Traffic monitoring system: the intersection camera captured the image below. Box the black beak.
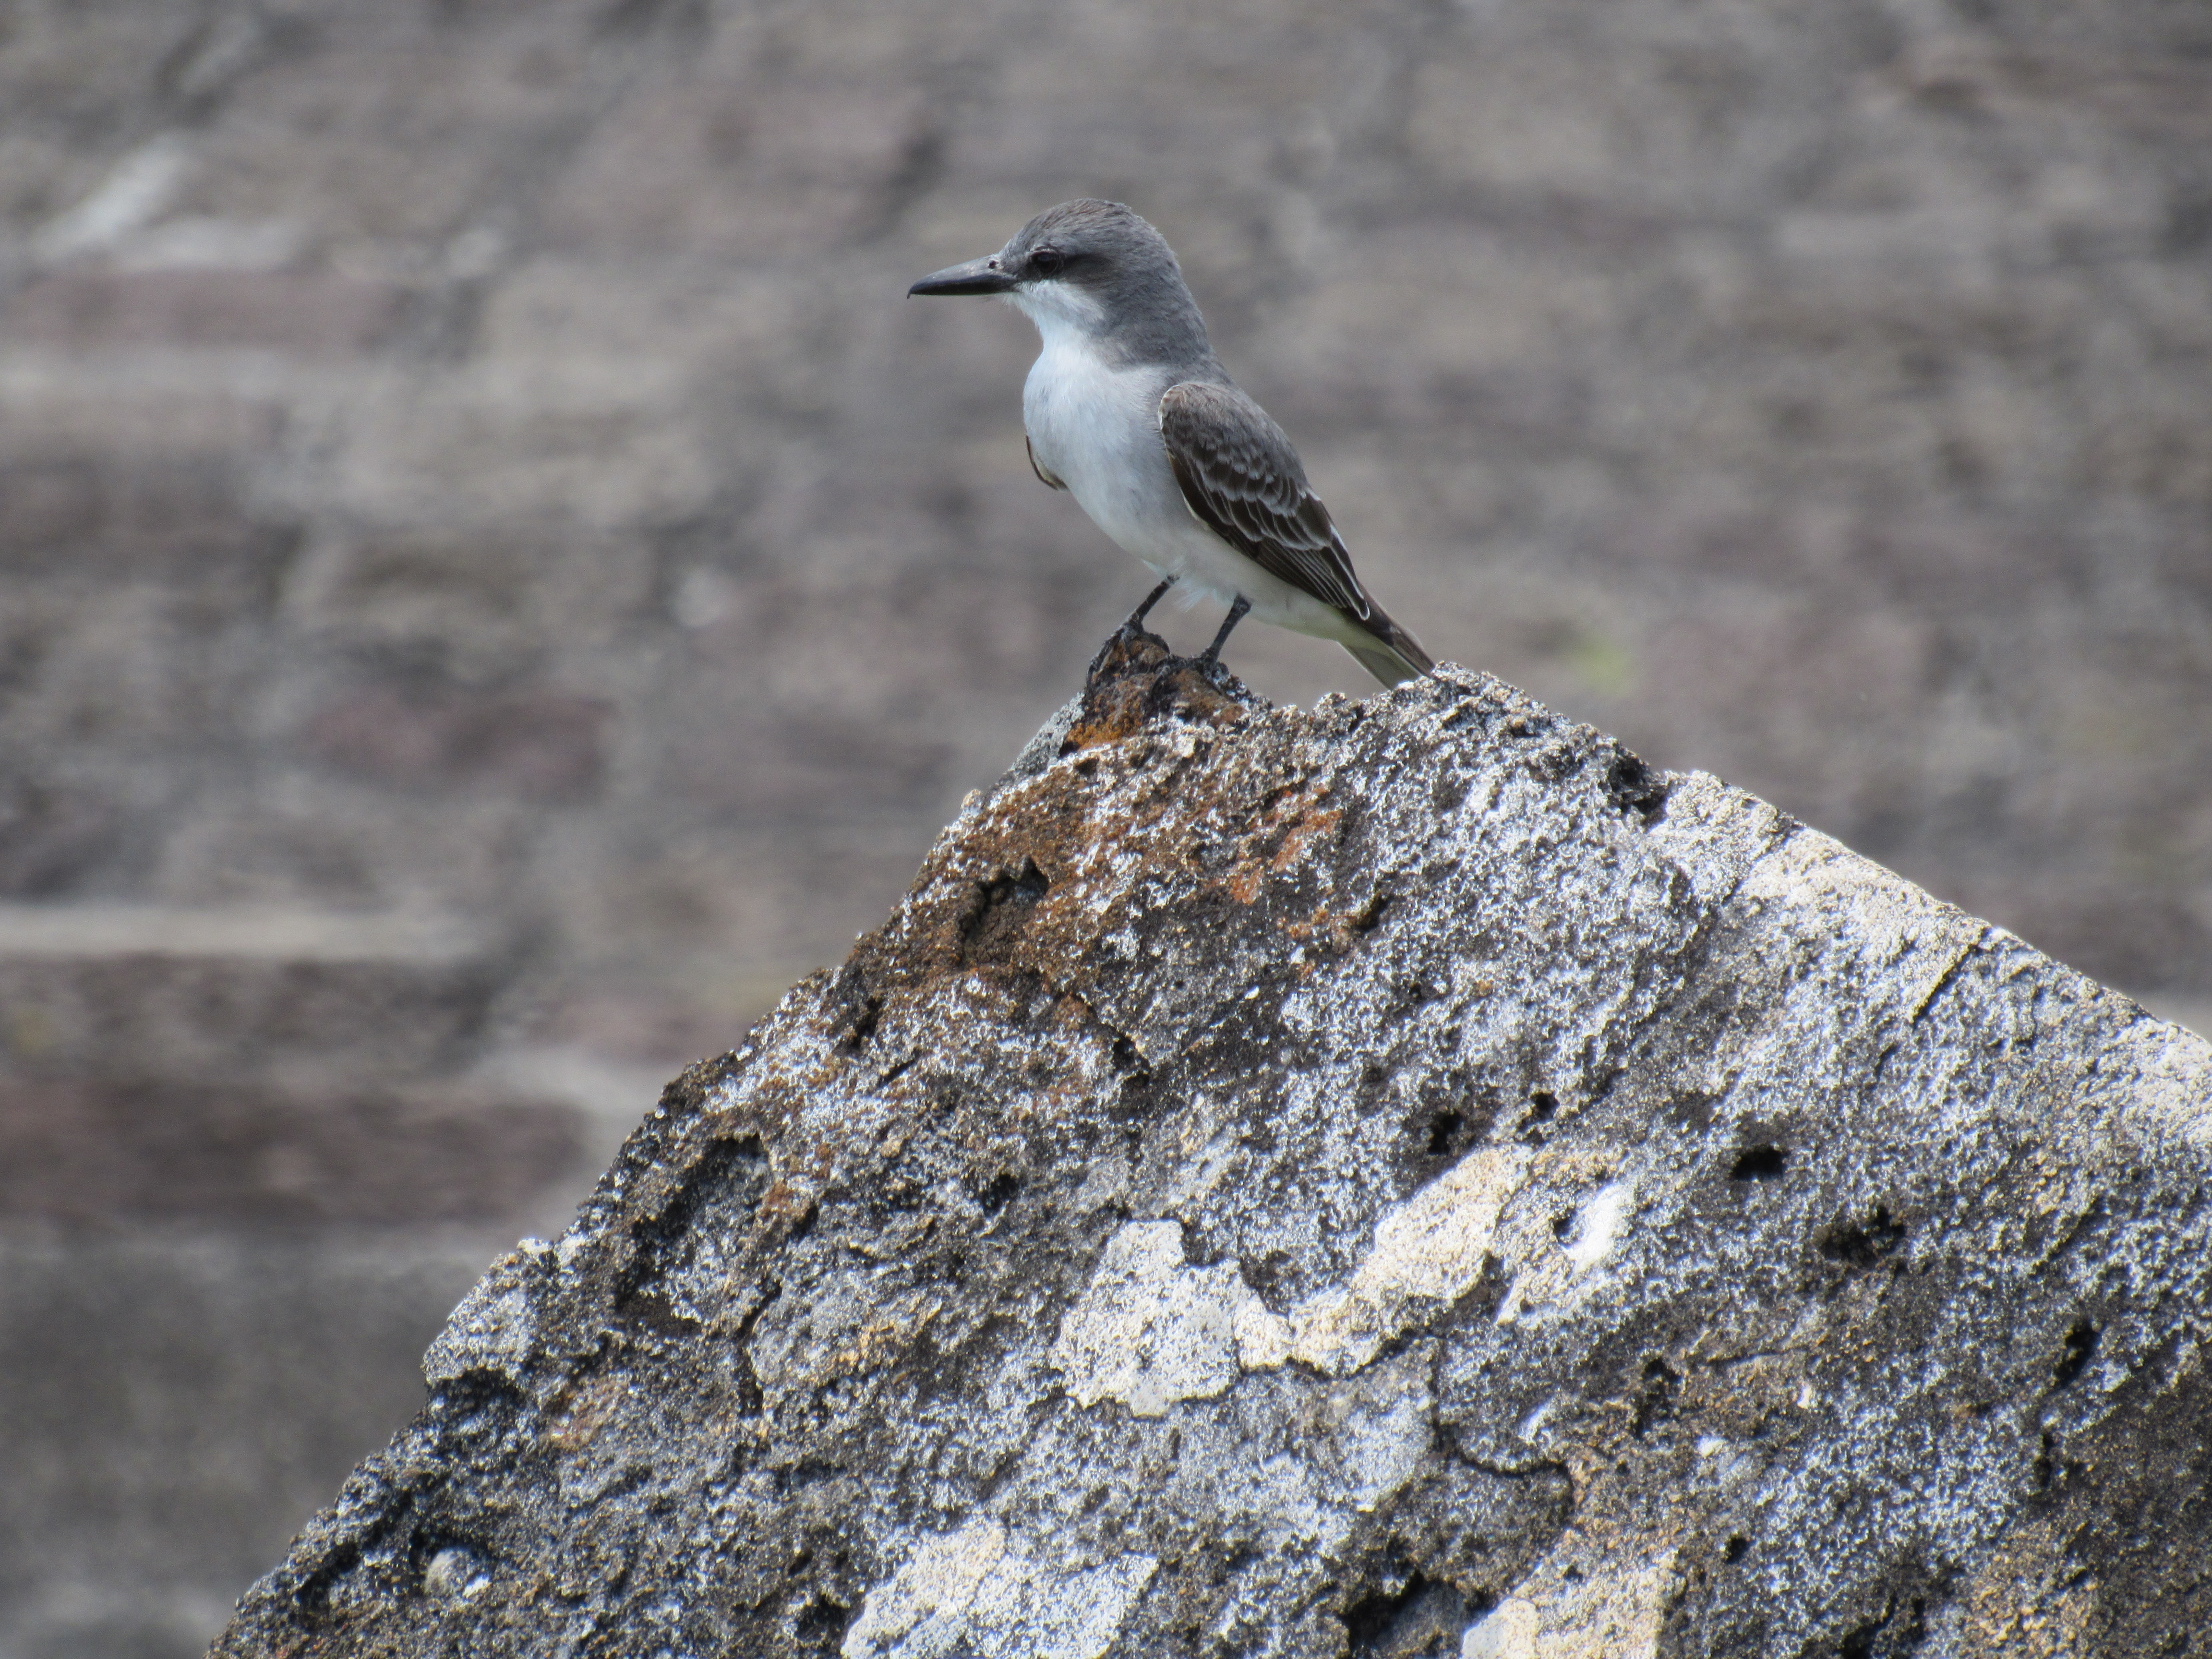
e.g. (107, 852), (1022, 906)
(908, 255), (1018, 297)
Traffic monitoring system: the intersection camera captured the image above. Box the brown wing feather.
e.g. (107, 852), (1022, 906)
(1158, 381), (1371, 621)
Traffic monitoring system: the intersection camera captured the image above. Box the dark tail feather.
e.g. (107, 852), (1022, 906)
(1344, 608), (1435, 687)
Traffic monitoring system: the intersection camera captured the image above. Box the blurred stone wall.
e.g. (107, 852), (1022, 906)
(0, 0), (2206, 1652)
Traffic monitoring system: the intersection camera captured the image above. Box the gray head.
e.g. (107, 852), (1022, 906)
(909, 199), (1216, 368)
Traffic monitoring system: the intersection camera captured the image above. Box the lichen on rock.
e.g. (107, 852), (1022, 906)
(216, 636), (2212, 1658)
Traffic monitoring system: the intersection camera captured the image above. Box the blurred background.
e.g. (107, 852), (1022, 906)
(0, 0), (2206, 1651)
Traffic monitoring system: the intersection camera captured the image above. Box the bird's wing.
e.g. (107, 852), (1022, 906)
(1026, 435), (1067, 490)
(1157, 380), (1371, 621)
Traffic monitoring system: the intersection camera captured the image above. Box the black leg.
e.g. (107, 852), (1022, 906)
(1195, 594), (1251, 669)
(1124, 577), (1175, 633)
(1088, 577), (1180, 680)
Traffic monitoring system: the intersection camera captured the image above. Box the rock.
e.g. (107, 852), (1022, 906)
(213, 641), (2212, 1658)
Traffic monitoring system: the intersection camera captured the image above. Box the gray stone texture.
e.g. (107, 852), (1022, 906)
(215, 645), (2212, 1657)
(0, 0), (2208, 1651)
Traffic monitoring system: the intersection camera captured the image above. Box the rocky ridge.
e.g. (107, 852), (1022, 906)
(216, 640), (2212, 1658)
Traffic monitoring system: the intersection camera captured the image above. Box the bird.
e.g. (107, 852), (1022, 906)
(908, 198), (1435, 688)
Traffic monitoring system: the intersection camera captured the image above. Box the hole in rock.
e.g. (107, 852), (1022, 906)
(960, 857), (1052, 963)
(1730, 1145), (1788, 1181)
(977, 1170), (1021, 1217)
(2052, 1317), (2099, 1391)
(1816, 1205), (1907, 1269)
(1341, 1570), (1471, 1657)
(1605, 748), (1669, 819)
(1838, 1593), (1927, 1659)
(1723, 1536), (1750, 1563)
(983, 857), (1050, 910)
(1631, 1358), (1682, 1437)
(1426, 1110), (1465, 1156)
(1247, 1249), (1296, 1299)
(792, 1596), (849, 1639)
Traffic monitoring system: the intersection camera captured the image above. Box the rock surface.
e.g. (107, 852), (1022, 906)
(215, 643), (2212, 1658)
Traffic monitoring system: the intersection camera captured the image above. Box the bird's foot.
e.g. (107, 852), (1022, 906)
(1190, 594), (1250, 684)
(1086, 579), (1178, 682)
(1085, 620), (1166, 683)
(1188, 650), (1242, 692)
(1084, 628), (1124, 682)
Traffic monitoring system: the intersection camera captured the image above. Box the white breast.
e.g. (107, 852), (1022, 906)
(1015, 299), (1179, 559)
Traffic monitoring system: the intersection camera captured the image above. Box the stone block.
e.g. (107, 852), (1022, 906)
(0, 455), (297, 586)
(541, 73), (933, 258)
(0, 904), (505, 1086)
(282, 526), (657, 678)
(0, 777), (129, 899)
(0, 584), (279, 755)
(302, 684), (612, 802)
(325, 363), (717, 530)
(2, 269), (400, 355)
(0, 1080), (588, 1228)
(0, 1231), (502, 1659)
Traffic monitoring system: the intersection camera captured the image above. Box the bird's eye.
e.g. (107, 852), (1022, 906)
(1030, 246), (1066, 278)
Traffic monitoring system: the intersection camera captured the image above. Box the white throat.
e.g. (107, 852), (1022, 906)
(1006, 278), (1108, 343)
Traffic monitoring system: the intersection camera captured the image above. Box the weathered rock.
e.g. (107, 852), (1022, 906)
(215, 643), (2212, 1658)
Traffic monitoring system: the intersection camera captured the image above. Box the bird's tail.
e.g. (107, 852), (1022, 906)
(1343, 608), (1435, 688)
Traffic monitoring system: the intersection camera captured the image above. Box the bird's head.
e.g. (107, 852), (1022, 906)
(908, 199), (1190, 337)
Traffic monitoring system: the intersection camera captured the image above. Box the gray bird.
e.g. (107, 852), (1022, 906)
(910, 199), (1435, 687)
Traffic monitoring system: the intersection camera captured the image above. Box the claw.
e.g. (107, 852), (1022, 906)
(1086, 578), (1178, 682)
(1194, 594), (1251, 671)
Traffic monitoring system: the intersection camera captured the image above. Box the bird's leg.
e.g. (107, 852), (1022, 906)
(1087, 577), (1178, 680)
(1194, 594), (1251, 673)
(1124, 577), (1175, 633)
